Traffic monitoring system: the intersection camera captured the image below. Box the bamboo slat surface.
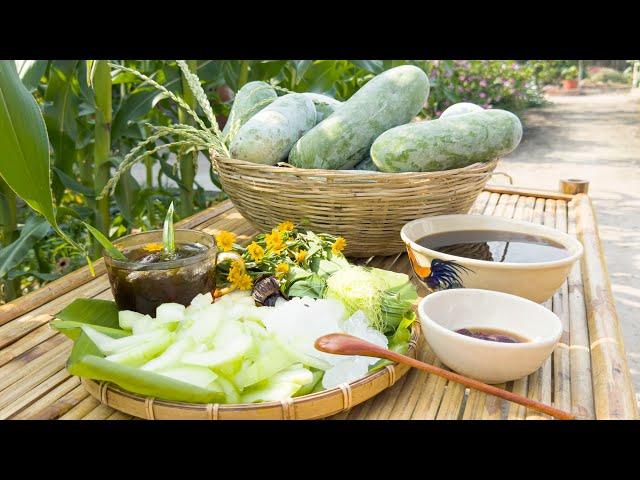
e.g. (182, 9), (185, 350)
(0, 187), (636, 420)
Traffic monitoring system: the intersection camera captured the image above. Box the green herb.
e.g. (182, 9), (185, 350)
(163, 201), (175, 254)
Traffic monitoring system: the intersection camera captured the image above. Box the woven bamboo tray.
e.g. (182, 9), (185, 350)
(211, 155), (498, 257)
(81, 323), (420, 420)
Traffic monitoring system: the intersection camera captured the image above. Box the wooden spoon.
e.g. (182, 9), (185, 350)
(315, 333), (574, 420)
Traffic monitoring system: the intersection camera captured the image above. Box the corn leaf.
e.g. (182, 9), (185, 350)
(0, 215), (50, 278)
(15, 60), (49, 91)
(83, 222), (127, 260)
(0, 61), (57, 226)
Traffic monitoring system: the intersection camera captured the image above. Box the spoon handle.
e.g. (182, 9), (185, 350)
(315, 333), (574, 420)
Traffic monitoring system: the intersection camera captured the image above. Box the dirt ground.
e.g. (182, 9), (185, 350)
(497, 89), (640, 404)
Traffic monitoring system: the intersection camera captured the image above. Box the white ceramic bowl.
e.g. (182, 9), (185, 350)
(401, 214), (583, 303)
(418, 289), (562, 384)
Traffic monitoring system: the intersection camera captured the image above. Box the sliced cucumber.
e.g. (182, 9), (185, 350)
(241, 381), (301, 403)
(234, 343), (297, 389)
(156, 302), (186, 325)
(118, 310), (151, 331)
(82, 325), (168, 356)
(270, 365), (314, 385)
(105, 332), (174, 367)
(216, 374), (241, 404)
(158, 365), (218, 389)
(182, 334), (253, 369)
(140, 336), (195, 372)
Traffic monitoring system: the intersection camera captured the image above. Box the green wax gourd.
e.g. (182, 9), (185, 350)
(302, 92), (342, 123)
(289, 65), (430, 170)
(230, 93), (316, 165)
(440, 102), (483, 119)
(370, 109), (523, 173)
(222, 81), (277, 144)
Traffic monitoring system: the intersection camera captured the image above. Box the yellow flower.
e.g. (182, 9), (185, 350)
(246, 242), (265, 262)
(294, 249), (307, 264)
(227, 259), (245, 283)
(142, 242), (164, 253)
(275, 262), (290, 278)
(277, 220), (295, 233)
(332, 236), (347, 255)
(265, 229), (285, 253)
(215, 230), (236, 252)
(233, 273), (253, 291)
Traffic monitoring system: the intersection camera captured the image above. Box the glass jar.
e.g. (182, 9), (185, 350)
(104, 229), (239, 315)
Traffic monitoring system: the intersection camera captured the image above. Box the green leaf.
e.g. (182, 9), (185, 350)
(287, 273), (326, 299)
(114, 170), (142, 224)
(43, 60), (81, 200)
(0, 215), (50, 277)
(349, 60), (384, 74)
(15, 60), (48, 91)
(163, 201), (175, 254)
(0, 61), (57, 227)
(83, 222), (127, 260)
(52, 166), (95, 197)
(51, 298), (124, 340)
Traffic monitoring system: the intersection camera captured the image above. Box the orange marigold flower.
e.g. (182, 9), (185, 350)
(215, 230), (236, 252)
(227, 258), (245, 283)
(233, 273), (253, 291)
(142, 242), (164, 253)
(294, 249), (307, 264)
(277, 220), (295, 233)
(332, 236), (347, 255)
(265, 229), (285, 253)
(246, 242), (265, 262)
(275, 262), (290, 278)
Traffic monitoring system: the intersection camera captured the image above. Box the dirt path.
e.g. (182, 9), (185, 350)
(498, 90), (640, 404)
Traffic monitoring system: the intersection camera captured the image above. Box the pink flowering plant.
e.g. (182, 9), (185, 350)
(419, 60), (546, 118)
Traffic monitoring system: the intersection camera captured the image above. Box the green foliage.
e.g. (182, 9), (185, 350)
(561, 65), (578, 80)
(589, 67), (629, 84)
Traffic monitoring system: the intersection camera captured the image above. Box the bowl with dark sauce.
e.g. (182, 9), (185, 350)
(104, 229), (240, 315)
(401, 214), (583, 303)
(418, 289), (562, 383)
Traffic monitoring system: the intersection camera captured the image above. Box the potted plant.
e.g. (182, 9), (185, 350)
(561, 66), (579, 90)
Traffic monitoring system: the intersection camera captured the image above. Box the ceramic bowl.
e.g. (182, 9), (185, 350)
(418, 289), (562, 384)
(400, 214), (583, 303)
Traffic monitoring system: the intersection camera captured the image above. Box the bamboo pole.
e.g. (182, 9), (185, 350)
(567, 198), (595, 419)
(92, 60), (113, 248)
(178, 60), (198, 217)
(575, 194), (638, 419)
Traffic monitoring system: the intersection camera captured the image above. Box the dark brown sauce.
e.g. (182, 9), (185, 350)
(455, 327), (528, 344)
(106, 242), (214, 316)
(122, 242), (207, 263)
(416, 230), (569, 263)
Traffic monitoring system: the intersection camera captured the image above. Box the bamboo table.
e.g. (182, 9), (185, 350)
(0, 184), (637, 420)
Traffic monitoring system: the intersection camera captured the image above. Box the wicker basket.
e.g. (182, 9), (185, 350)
(82, 324), (420, 420)
(211, 155), (498, 257)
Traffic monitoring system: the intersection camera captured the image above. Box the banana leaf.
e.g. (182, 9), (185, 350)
(68, 332), (225, 404)
(52, 298), (225, 404)
(52, 298), (126, 340)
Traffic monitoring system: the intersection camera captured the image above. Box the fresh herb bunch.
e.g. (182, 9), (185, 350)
(213, 221), (347, 296)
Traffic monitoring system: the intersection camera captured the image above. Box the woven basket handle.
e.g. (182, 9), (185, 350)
(490, 171), (514, 184)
